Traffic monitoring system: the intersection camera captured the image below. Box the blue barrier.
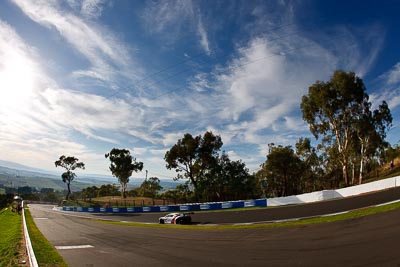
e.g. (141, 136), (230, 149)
(62, 198), (267, 213)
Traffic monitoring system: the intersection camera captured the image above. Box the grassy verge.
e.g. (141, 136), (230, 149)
(24, 208), (68, 267)
(0, 208), (23, 267)
(93, 200), (400, 230)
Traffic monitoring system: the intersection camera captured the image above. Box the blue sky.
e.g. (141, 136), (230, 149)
(0, 0), (399, 179)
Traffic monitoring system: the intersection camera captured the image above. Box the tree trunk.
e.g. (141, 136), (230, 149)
(358, 140), (365, 185)
(342, 161), (349, 186)
(359, 159), (364, 185)
(66, 182), (71, 200)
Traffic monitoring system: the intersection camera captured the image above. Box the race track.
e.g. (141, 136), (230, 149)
(28, 187), (400, 266)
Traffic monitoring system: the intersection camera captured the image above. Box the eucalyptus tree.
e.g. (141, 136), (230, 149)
(165, 131), (222, 198)
(295, 138), (324, 192)
(105, 148), (143, 198)
(55, 155), (85, 200)
(259, 144), (303, 197)
(205, 152), (255, 201)
(139, 177), (163, 198)
(301, 70), (392, 186)
(354, 101), (392, 184)
(302, 70), (369, 186)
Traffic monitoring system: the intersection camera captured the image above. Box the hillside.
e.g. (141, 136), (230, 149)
(0, 164), (181, 191)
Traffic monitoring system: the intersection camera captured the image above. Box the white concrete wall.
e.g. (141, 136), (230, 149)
(335, 177), (396, 197)
(267, 175), (400, 207)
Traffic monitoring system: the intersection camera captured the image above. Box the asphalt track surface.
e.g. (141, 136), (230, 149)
(28, 187), (400, 266)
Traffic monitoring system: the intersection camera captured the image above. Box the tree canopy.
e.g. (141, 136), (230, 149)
(105, 148), (143, 198)
(54, 155), (85, 200)
(301, 70), (392, 186)
(164, 131), (222, 196)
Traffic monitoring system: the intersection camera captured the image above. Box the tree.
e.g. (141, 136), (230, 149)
(98, 184), (120, 197)
(354, 101), (392, 184)
(139, 177), (163, 198)
(258, 144), (303, 197)
(204, 152), (255, 201)
(165, 131), (222, 198)
(105, 148), (143, 198)
(301, 70), (370, 186)
(55, 155), (85, 200)
(82, 186), (98, 201)
(295, 138), (324, 192)
(301, 70), (393, 186)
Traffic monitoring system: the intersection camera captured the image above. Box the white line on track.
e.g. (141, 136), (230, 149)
(55, 245), (94, 250)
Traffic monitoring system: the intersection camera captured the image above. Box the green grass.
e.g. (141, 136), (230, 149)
(0, 208), (23, 267)
(24, 208), (68, 267)
(92, 200), (400, 230)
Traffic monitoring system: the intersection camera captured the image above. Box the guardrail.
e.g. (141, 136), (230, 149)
(22, 201), (39, 267)
(62, 175), (400, 213)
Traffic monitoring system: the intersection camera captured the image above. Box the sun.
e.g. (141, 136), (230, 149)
(0, 51), (35, 108)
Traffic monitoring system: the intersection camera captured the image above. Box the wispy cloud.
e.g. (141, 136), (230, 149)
(12, 0), (141, 91)
(196, 16), (210, 55)
(142, 0), (211, 54)
(0, 19), (145, 173)
(381, 62), (400, 86)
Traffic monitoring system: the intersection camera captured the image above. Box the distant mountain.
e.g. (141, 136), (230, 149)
(0, 159), (57, 176)
(0, 160), (182, 191)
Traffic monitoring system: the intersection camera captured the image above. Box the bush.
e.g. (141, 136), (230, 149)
(0, 194), (13, 210)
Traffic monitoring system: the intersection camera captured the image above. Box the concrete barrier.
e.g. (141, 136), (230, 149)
(268, 175), (400, 206)
(336, 177), (397, 197)
(62, 175), (400, 213)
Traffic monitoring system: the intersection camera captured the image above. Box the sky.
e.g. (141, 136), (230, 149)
(0, 0), (399, 180)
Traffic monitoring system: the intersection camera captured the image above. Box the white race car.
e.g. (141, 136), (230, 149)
(159, 213), (192, 224)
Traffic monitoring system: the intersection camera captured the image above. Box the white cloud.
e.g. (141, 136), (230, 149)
(12, 0), (141, 89)
(142, 0), (211, 54)
(0, 19), (149, 174)
(197, 16), (210, 54)
(81, 0), (106, 19)
(380, 62), (400, 86)
(370, 89), (400, 110)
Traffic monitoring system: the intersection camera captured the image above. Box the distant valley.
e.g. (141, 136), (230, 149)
(0, 160), (181, 192)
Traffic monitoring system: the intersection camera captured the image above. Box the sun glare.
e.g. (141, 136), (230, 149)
(0, 51), (35, 108)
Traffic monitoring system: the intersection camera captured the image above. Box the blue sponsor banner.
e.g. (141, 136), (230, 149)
(179, 205), (189, 211)
(151, 206), (161, 212)
(200, 204), (210, 210)
(119, 207), (128, 213)
(160, 206), (169, 212)
(179, 205), (201, 211)
(232, 201), (245, 208)
(254, 199), (267, 207)
(167, 205), (180, 212)
(142, 207), (151, 212)
(244, 200), (255, 207)
(222, 202), (233, 209)
(63, 197), (267, 213)
(200, 203), (222, 210)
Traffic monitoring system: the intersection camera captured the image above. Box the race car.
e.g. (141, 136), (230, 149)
(159, 213), (192, 224)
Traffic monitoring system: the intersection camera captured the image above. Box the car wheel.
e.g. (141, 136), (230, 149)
(159, 219), (164, 224)
(176, 219), (182, 224)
